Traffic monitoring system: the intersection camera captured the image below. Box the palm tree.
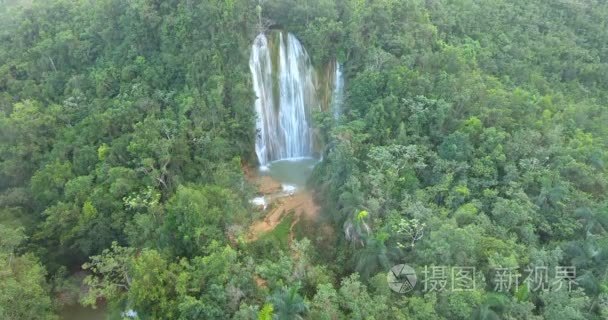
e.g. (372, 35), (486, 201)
(565, 206), (608, 296)
(353, 234), (399, 280)
(344, 210), (371, 247)
(269, 286), (309, 320)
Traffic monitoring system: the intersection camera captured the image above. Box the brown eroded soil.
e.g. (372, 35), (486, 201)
(256, 175), (282, 194)
(243, 161), (328, 243)
(243, 163), (336, 288)
(247, 191), (319, 241)
(244, 163), (282, 194)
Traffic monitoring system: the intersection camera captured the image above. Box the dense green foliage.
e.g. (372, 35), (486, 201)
(1, 0), (607, 319)
(311, 0), (608, 318)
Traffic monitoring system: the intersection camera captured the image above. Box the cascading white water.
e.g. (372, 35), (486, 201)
(250, 34), (280, 167)
(331, 62), (344, 119)
(250, 31), (316, 167)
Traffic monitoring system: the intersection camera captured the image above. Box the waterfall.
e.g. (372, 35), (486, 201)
(250, 34), (280, 167)
(331, 62), (344, 119)
(250, 31), (317, 167)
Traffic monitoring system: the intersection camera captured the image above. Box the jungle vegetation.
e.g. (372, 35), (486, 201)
(0, 0), (607, 319)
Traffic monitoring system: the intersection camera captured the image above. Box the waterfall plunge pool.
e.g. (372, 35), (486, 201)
(259, 157), (319, 191)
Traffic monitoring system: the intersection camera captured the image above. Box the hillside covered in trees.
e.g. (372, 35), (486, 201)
(1, 0), (607, 319)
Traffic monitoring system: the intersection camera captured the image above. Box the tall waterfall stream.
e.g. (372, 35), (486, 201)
(248, 30), (343, 213)
(250, 31), (317, 168)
